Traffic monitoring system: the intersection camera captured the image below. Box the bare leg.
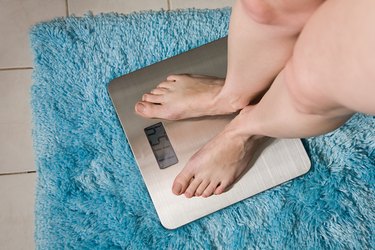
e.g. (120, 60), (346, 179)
(135, 0), (323, 120)
(173, 0), (375, 198)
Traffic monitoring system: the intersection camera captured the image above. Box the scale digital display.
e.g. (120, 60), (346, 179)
(144, 122), (178, 169)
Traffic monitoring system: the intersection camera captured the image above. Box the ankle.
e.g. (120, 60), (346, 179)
(225, 105), (261, 137)
(230, 97), (250, 113)
(222, 122), (266, 153)
(214, 90), (249, 113)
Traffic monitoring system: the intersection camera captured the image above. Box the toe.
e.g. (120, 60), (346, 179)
(195, 180), (210, 197)
(135, 101), (178, 120)
(172, 170), (194, 196)
(157, 81), (174, 89)
(184, 178), (203, 198)
(202, 181), (220, 198)
(150, 87), (168, 95)
(135, 101), (163, 118)
(214, 181), (229, 195)
(142, 93), (164, 103)
(135, 102), (145, 114)
(166, 75), (180, 82)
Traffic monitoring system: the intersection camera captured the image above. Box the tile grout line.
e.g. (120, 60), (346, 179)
(0, 67), (33, 71)
(0, 171), (36, 176)
(65, 0), (69, 16)
(167, 0), (171, 10)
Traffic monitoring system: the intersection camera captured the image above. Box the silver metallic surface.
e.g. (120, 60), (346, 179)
(108, 37), (311, 229)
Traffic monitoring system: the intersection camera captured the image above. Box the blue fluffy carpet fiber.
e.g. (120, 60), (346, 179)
(30, 8), (374, 249)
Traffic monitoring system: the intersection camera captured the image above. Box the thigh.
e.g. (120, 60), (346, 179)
(285, 0), (375, 115)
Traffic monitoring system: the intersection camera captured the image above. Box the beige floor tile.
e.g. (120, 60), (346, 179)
(0, 0), (66, 69)
(0, 70), (35, 173)
(0, 173), (36, 250)
(68, 0), (168, 16)
(170, 0), (236, 9)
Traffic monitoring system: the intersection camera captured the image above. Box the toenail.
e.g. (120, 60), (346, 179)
(136, 103), (145, 113)
(175, 184), (182, 195)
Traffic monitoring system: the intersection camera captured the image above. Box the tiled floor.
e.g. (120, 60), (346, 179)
(0, 0), (235, 249)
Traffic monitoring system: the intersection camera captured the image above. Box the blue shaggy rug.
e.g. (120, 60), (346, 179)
(30, 8), (374, 249)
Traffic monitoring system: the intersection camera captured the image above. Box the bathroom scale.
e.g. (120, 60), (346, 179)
(108, 37), (311, 229)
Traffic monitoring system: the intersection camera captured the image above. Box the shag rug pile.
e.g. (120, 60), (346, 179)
(30, 8), (374, 249)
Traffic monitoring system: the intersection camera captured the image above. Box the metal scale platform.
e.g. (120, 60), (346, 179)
(108, 37), (311, 229)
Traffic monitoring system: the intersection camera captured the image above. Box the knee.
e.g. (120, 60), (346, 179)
(240, 0), (277, 25)
(283, 60), (328, 115)
(240, 0), (278, 25)
(240, 0), (323, 28)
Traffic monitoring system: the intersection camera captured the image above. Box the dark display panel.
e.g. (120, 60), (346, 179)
(144, 122), (178, 169)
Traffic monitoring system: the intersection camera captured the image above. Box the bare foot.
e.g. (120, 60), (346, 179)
(172, 113), (267, 198)
(135, 74), (245, 120)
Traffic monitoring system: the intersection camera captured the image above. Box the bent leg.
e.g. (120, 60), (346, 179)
(173, 0), (375, 198)
(135, 0), (323, 120)
(221, 0), (324, 108)
(237, 0), (375, 139)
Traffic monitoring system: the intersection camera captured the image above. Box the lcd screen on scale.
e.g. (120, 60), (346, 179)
(144, 122), (178, 169)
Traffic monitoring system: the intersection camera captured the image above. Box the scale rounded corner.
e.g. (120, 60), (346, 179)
(159, 217), (180, 230)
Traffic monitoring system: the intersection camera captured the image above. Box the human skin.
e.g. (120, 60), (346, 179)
(135, 0), (375, 198)
(135, 0), (323, 120)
